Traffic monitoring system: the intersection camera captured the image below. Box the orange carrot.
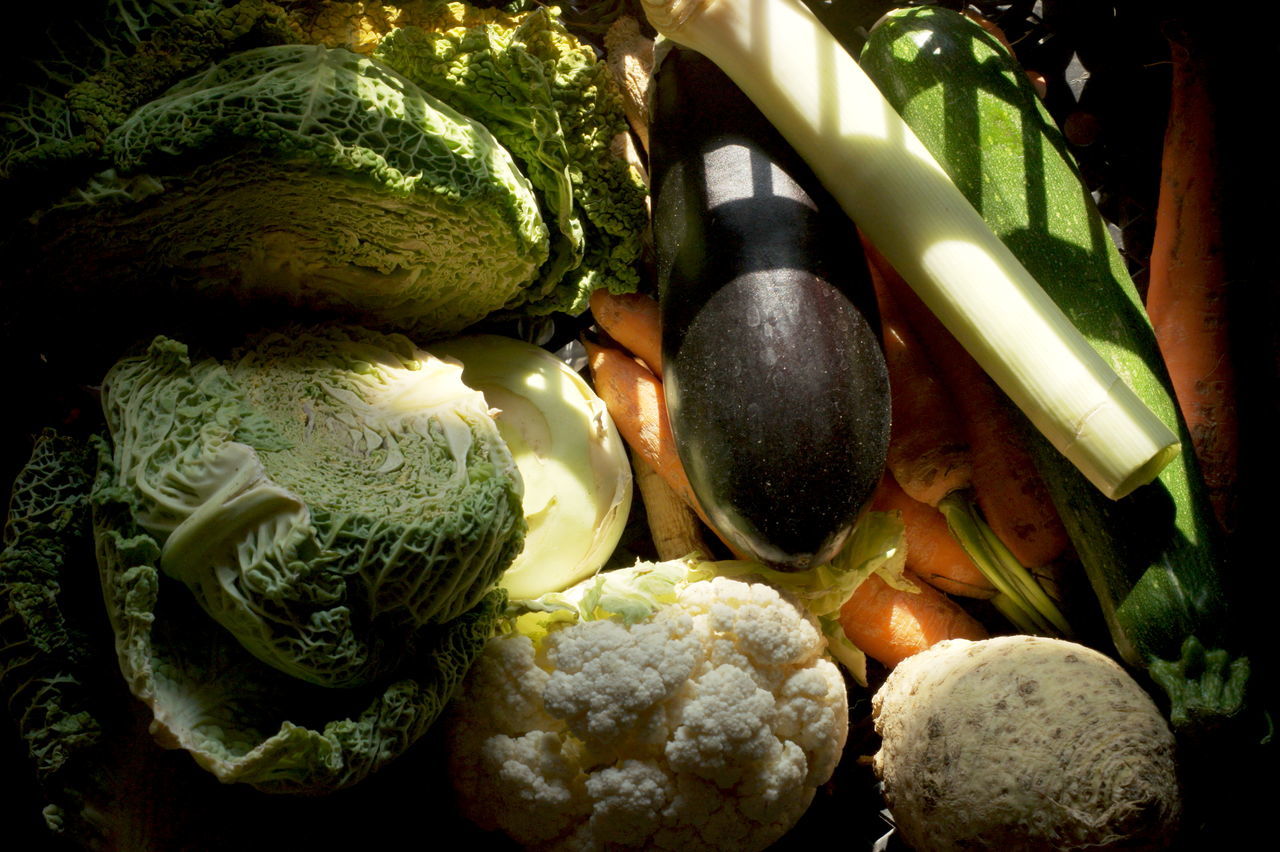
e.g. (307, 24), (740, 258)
(589, 289), (664, 379)
(584, 338), (684, 500)
(867, 245), (1069, 569)
(1146, 25), (1237, 535)
(871, 473), (996, 600)
(585, 338), (747, 559)
(838, 570), (988, 669)
(867, 251), (972, 507)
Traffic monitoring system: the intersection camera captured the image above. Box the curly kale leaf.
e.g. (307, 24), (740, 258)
(0, 431), (105, 782)
(1, 1), (299, 195)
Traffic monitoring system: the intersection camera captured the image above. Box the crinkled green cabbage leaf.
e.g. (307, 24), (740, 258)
(373, 1), (648, 315)
(27, 42), (550, 338)
(1, 0), (300, 196)
(5, 394), (514, 798)
(92, 490), (507, 792)
(0, 431), (106, 785)
(94, 325), (525, 690)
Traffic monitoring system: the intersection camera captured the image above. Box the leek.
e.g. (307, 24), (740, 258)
(640, 0), (1178, 499)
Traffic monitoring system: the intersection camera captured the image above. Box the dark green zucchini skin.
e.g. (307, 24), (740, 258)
(648, 46), (890, 570)
(859, 7), (1247, 726)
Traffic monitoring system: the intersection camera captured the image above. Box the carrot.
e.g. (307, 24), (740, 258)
(838, 570), (989, 669)
(1145, 24), (1237, 535)
(589, 289), (663, 378)
(862, 239), (1071, 636)
(867, 252), (972, 507)
(584, 338), (747, 559)
(584, 338), (684, 500)
(867, 245), (1069, 570)
(872, 473), (996, 600)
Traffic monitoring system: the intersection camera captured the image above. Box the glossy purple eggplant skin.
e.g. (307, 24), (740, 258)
(649, 46), (891, 570)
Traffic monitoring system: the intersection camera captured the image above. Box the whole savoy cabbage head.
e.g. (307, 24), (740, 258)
(2, 0), (646, 339)
(5, 325), (527, 796)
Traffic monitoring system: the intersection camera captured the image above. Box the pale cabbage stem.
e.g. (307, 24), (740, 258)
(642, 0), (1179, 499)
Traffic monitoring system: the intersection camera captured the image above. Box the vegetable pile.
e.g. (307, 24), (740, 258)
(1, 1), (1273, 850)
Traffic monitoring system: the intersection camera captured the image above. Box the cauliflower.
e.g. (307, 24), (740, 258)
(446, 558), (850, 851)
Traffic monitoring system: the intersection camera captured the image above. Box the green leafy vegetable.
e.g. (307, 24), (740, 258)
(373, 0), (649, 315)
(1, 0), (299, 193)
(95, 326), (525, 689)
(0, 431), (105, 784)
(1, 325), (528, 797)
(2, 323), (533, 808)
(26, 43), (551, 337)
(5, 1), (650, 341)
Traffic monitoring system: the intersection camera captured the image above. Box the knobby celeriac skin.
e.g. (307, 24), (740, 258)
(873, 636), (1181, 852)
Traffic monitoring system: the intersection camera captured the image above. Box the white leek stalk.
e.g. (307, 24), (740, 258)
(641, 0), (1179, 499)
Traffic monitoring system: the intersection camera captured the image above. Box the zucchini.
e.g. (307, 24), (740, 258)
(648, 45), (890, 570)
(859, 6), (1247, 727)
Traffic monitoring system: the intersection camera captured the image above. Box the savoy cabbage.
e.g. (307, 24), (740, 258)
(3, 325), (526, 801)
(371, 2), (648, 315)
(2, 0), (647, 339)
(96, 325), (525, 689)
(27, 42), (553, 337)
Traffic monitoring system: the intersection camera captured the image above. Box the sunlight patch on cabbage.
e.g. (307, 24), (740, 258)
(373, 2), (649, 315)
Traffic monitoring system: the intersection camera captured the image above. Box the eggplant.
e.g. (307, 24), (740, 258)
(649, 45), (890, 570)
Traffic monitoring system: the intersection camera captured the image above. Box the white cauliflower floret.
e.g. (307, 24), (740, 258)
(446, 561), (850, 852)
(542, 608), (701, 759)
(665, 664), (780, 788)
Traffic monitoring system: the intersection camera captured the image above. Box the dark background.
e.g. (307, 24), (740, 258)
(2, 1), (1274, 849)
